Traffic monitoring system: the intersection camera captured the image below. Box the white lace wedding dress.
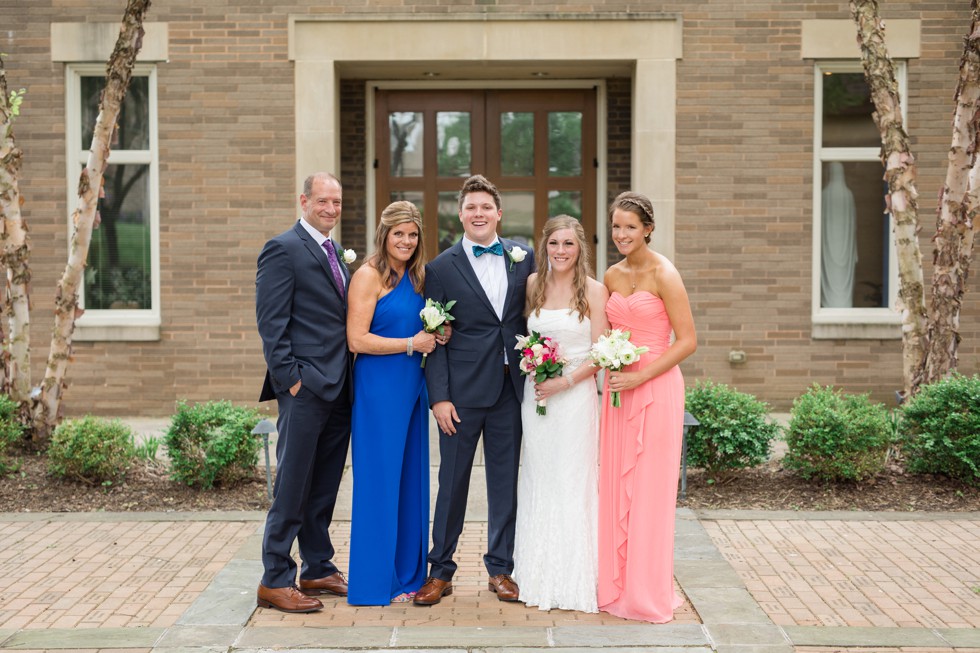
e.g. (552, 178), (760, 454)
(513, 308), (599, 612)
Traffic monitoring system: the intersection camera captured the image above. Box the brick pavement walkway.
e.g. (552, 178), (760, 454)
(2, 510), (979, 652)
(250, 521), (700, 627)
(0, 518), (256, 630)
(702, 517), (980, 630)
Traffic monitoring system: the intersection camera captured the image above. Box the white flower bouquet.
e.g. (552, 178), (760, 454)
(419, 298), (456, 367)
(589, 329), (649, 408)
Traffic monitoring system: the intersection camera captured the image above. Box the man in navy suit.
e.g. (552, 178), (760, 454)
(415, 175), (534, 606)
(255, 172), (352, 613)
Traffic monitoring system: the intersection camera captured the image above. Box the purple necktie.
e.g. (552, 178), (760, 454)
(322, 240), (345, 296)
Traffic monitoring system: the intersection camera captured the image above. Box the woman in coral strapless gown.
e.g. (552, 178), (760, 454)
(597, 191), (697, 623)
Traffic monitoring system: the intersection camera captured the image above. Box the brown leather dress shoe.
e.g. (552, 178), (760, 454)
(299, 572), (348, 597)
(413, 577), (453, 606)
(488, 574), (520, 602)
(257, 584), (323, 613)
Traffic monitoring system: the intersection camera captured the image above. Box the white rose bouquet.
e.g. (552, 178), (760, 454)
(514, 331), (567, 415)
(419, 298), (456, 368)
(589, 329), (649, 408)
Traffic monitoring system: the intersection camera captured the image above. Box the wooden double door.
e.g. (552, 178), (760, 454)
(375, 88), (597, 267)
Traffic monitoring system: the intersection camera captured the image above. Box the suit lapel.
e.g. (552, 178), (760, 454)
(449, 242), (498, 316)
(295, 222), (345, 301)
(500, 239), (519, 313)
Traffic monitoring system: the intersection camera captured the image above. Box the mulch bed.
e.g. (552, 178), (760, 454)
(1, 452), (978, 513)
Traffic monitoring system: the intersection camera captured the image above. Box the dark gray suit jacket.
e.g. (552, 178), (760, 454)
(257, 221), (350, 402)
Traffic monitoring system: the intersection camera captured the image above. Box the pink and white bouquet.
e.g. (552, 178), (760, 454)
(514, 331), (567, 415)
(589, 329), (649, 408)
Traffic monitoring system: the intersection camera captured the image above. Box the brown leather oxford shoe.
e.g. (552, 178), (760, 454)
(256, 584), (323, 613)
(299, 572), (348, 597)
(413, 576), (453, 606)
(488, 574), (520, 602)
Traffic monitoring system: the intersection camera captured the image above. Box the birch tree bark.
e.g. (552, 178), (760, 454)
(0, 57), (31, 409)
(32, 0), (152, 441)
(850, 0), (928, 398)
(912, 0), (980, 392)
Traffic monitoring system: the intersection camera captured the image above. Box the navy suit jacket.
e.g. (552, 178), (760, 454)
(256, 221), (351, 402)
(423, 238), (534, 408)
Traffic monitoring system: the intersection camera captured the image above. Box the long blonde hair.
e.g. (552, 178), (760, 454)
(526, 215), (591, 322)
(370, 201), (426, 294)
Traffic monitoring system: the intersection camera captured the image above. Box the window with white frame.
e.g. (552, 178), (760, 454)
(67, 64), (160, 340)
(812, 62), (904, 338)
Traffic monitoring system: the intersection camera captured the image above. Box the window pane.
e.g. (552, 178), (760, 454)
(499, 191), (534, 250)
(390, 112), (423, 177)
(822, 72), (879, 148)
(820, 160), (888, 308)
(389, 191), (423, 213)
(548, 112), (582, 176)
(548, 190), (582, 220)
(437, 112), (471, 177)
(500, 112), (534, 176)
(438, 192), (462, 253)
(85, 164), (151, 310)
(81, 76), (149, 150)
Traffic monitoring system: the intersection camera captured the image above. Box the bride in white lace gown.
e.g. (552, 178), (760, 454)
(513, 216), (609, 613)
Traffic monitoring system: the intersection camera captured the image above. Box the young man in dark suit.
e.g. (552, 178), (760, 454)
(416, 174), (534, 606)
(254, 172), (352, 613)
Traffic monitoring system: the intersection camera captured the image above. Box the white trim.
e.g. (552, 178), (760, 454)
(811, 61), (906, 339)
(291, 15), (680, 263)
(66, 63), (161, 342)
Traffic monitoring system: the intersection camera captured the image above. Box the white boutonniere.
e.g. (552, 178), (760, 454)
(342, 249), (357, 265)
(507, 246), (527, 272)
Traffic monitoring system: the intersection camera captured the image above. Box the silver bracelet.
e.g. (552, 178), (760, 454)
(406, 337), (414, 356)
(565, 375), (574, 389)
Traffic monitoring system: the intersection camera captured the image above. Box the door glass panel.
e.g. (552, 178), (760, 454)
(499, 191), (535, 250)
(437, 112), (471, 177)
(81, 76), (149, 150)
(389, 191), (424, 214)
(548, 111), (582, 176)
(85, 163), (151, 310)
(438, 192), (462, 253)
(389, 112), (423, 176)
(822, 72), (879, 148)
(548, 191), (582, 220)
(500, 112), (534, 176)
(820, 160), (888, 308)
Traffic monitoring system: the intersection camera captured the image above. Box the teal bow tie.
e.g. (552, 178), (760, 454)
(473, 242), (504, 257)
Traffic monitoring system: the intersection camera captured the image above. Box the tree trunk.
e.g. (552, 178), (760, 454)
(911, 0), (980, 393)
(850, 0), (928, 399)
(0, 56), (32, 408)
(32, 0), (152, 441)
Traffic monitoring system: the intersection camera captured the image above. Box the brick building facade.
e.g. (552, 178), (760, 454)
(3, 1), (977, 416)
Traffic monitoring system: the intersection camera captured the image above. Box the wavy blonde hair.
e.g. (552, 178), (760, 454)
(369, 200), (426, 294)
(526, 215), (591, 322)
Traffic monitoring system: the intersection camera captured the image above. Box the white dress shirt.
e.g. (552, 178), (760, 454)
(461, 235), (506, 320)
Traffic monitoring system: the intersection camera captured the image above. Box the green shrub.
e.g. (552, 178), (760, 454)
(47, 416), (135, 484)
(164, 401), (262, 488)
(684, 381), (779, 478)
(0, 394), (26, 474)
(784, 385), (891, 482)
(901, 374), (980, 486)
